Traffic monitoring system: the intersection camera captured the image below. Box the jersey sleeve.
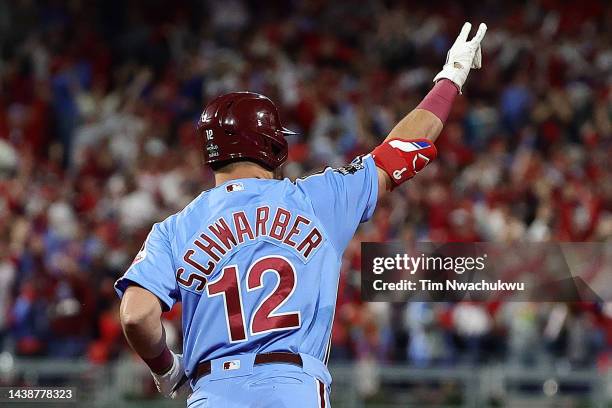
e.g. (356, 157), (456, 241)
(296, 154), (378, 254)
(114, 221), (180, 311)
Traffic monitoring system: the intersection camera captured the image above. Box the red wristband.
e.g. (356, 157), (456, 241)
(143, 346), (174, 375)
(416, 79), (459, 123)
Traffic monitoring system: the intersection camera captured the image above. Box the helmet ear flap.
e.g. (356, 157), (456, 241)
(269, 136), (288, 166)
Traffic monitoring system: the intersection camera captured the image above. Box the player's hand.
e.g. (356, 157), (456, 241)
(433, 22), (487, 93)
(151, 351), (189, 399)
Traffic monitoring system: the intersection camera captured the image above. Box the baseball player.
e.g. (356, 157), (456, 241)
(116, 22), (487, 407)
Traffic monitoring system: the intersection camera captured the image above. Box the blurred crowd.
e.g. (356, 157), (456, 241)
(0, 0), (611, 375)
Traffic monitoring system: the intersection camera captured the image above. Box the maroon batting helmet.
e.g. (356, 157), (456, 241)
(198, 92), (296, 171)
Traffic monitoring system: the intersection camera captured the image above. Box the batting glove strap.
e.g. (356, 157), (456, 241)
(433, 22), (487, 93)
(372, 138), (437, 189)
(151, 351), (186, 399)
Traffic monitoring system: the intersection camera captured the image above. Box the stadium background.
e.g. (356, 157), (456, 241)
(0, 0), (610, 406)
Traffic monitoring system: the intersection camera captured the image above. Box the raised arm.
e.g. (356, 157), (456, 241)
(375, 22), (487, 197)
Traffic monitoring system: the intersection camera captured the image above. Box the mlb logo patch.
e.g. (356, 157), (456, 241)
(223, 360), (240, 371)
(226, 182), (244, 192)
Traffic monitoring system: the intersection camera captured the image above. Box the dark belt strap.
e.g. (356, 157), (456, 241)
(194, 352), (303, 381)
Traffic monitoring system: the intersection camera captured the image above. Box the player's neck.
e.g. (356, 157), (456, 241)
(214, 162), (275, 186)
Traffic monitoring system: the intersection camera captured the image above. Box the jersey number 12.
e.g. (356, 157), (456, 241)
(206, 255), (301, 343)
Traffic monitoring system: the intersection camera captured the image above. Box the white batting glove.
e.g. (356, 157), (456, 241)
(433, 22), (487, 93)
(151, 351), (188, 399)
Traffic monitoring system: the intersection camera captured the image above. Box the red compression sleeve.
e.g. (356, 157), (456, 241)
(416, 79), (459, 123)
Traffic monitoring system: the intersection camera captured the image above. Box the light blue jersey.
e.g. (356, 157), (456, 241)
(115, 155), (378, 380)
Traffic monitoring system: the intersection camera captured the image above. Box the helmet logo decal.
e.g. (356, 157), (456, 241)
(207, 144), (220, 158)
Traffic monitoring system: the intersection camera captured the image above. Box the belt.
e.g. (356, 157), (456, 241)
(194, 352), (303, 381)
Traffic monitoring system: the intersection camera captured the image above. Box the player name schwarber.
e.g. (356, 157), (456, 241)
(175, 206), (323, 293)
(373, 279), (525, 292)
